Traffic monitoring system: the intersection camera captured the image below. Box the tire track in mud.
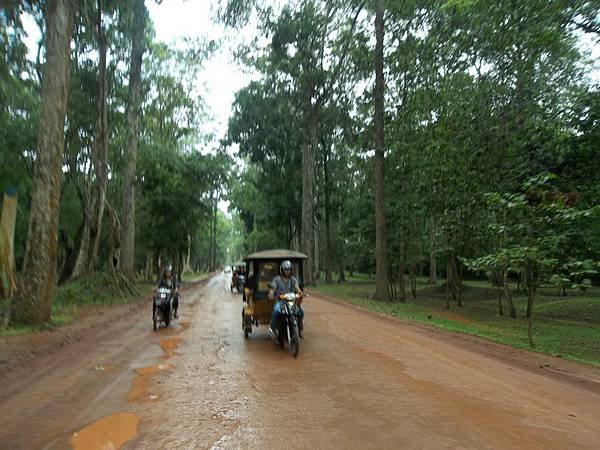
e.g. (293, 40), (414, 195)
(0, 278), (210, 450)
(124, 275), (255, 449)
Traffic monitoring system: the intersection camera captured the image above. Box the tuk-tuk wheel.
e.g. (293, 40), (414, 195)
(242, 310), (252, 337)
(243, 318), (252, 338)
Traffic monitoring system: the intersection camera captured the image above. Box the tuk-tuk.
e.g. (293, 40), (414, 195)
(230, 262), (245, 293)
(242, 249), (307, 338)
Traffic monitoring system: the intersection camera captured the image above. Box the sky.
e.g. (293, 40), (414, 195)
(147, 0), (251, 149)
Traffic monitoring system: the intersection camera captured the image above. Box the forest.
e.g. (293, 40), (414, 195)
(0, 0), (599, 334)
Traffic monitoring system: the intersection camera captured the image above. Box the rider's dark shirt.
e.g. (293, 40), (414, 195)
(157, 274), (178, 290)
(270, 275), (299, 299)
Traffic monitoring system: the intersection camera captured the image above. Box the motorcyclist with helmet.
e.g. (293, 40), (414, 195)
(157, 263), (179, 318)
(268, 260), (304, 338)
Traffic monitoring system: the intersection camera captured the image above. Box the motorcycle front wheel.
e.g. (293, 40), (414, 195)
(153, 310), (160, 331)
(165, 305), (171, 327)
(289, 324), (300, 357)
(277, 321), (286, 348)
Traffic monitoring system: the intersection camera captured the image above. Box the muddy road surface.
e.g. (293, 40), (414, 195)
(1, 273), (600, 449)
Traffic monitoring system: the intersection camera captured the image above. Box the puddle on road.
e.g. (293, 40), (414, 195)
(160, 337), (182, 358)
(128, 363), (175, 402)
(70, 412), (139, 450)
(127, 337), (182, 403)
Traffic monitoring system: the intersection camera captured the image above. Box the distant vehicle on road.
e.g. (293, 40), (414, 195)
(224, 266), (231, 273)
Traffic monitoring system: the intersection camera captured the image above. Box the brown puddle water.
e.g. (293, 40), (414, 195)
(128, 363), (175, 402)
(160, 337), (181, 354)
(70, 412), (139, 450)
(179, 321), (191, 330)
(127, 337), (182, 402)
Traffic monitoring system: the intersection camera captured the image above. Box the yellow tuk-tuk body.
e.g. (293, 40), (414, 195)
(242, 249), (307, 337)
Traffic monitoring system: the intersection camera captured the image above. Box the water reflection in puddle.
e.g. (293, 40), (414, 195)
(70, 412), (139, 450)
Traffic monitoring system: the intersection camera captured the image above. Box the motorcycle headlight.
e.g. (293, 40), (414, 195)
(160, 293), (167, 299)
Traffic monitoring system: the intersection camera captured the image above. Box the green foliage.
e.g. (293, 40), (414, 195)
(466, 174), (599, 293)
(1, 272), (152, 337)
(224, 0), (600, 297)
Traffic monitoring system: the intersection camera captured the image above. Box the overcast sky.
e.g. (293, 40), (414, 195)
(147, 0), (253, 149)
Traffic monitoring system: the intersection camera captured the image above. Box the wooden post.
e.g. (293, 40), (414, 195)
(1, 187), (18, 299)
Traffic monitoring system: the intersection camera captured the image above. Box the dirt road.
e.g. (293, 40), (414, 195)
(1, 273), (600, 449)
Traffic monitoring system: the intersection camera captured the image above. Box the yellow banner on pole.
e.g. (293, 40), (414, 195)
(0, 187), (18, 299)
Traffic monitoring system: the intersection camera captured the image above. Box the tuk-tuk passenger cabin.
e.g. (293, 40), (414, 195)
(242, 249), (307, 337)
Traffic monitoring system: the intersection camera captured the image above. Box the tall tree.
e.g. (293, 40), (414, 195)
(70, 0), (109, 279)
(11, 0), (75, 324)
(373, 0), (389, 300)
(121, 0), (147, 279)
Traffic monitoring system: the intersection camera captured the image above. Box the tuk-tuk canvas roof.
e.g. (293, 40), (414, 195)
(245, 249), (308, 260)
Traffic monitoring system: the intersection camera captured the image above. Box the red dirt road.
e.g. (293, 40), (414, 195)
(1, 273), (599, 449)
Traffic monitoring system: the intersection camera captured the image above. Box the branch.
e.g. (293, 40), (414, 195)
(316, 1), (366, 109)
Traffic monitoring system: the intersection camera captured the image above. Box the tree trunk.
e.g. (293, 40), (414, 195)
(428, 214), (437, 284)
(210, 196), (217, 271)
(503, 270), (517, 319)
(373, 0), (390, 301)
(445, 270), (450, 310)
(70, 191), (92, 280)
(11, 0), (74, 325)
(338, 268), (346, 283)
(88, 0), (108, 272)
(121, 0), (146, 280)
(314, 218), (320, 281)
(457, 258), (463, 307)
(58, 227), (79, 285)
(497, 283), (503, 316)
(495, 270), (503, 316)
(71, 0), (108, 279)
(410, 262), (417, 299)
(144, 251), (153, 281)
(398, 239), (406, 303)
(324, 144), (332, 284)
(302, 108), (316, 286)
(182, 234), (193, 274)
(446, 250), (462, 306)
(527, 267), (536, 347)
(525, 264), (533, 318)
(106, 199), (121, 275)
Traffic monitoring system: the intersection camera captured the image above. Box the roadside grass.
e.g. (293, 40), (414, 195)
(0, 272), (153, 338)
(310, 275), (600, 366)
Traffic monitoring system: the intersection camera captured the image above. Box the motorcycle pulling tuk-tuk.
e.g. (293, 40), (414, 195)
(242, 249), (307, 357)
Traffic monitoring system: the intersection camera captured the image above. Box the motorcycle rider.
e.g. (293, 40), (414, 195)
(157, 263), (179, 318)
(268, 260), (304, 338)
(237, 266), (246, 288)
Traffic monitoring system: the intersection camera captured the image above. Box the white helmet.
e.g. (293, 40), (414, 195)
(280, 260), (292, 273)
